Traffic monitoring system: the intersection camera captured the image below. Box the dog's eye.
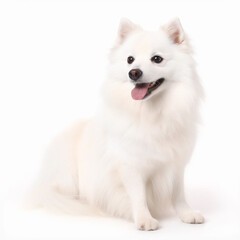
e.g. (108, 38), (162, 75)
(151, 55), (163, 64)
(127, 56), (135, 64)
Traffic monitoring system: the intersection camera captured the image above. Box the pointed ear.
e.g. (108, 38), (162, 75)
(117, 18), (140, 45)
(162, 18), (184, 44)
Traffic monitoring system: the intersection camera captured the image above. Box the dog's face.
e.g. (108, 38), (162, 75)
(109, 18), (192, 101)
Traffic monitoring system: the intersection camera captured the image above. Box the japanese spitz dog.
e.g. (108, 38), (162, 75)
(30, 18), (204, 230)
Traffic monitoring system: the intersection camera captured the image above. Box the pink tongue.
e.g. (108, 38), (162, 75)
(131, 83), (150, 100)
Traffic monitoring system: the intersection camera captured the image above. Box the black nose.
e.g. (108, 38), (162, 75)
(129, 69), (143, 81)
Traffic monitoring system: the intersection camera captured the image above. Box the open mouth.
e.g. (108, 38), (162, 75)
(131, 78), (165, 100)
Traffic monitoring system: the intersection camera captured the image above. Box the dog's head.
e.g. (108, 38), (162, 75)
(109, 18), (194, 101)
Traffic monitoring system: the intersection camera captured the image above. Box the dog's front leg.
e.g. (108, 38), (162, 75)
(172, 168), (205, 224)
(119, 164), (159, 231)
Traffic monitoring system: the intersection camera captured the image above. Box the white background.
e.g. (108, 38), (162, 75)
(1, 0), (240, 239)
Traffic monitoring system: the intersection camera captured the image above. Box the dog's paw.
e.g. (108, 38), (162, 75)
(135, 215), (159, 231)
(179, 211), (205, 224)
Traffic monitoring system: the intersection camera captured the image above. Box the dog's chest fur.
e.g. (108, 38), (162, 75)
(101, 101), (193, 172)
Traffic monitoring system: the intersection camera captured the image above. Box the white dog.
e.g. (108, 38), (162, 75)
(30, 18), (204, 231)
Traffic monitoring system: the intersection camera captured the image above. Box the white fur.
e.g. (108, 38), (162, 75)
(29, 18), (204, 230)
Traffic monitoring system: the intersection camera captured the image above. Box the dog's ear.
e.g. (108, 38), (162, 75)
(117, 18), (140, 45)
(162, 18), (184, 44)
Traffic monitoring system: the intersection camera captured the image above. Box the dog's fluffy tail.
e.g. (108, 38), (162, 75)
(24, 119), (100, 216)
(24, 184), (98, 216)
